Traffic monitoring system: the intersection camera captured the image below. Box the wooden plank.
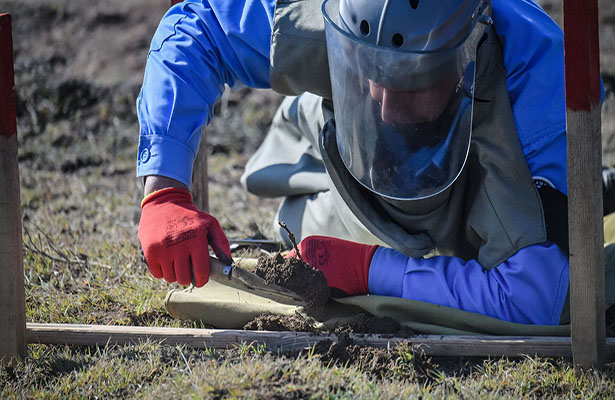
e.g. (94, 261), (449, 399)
(0, 13), (26, 365)
(563, 0), (605, 370)
(26, 323), (615, 359)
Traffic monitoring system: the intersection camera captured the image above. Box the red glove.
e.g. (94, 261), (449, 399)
(138, 187), (231, 287)
(287, 235), (378, 297)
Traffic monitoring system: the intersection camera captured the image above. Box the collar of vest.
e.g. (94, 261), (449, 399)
(319, 118), (442, 258)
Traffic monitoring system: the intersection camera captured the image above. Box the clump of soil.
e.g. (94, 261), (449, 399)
(254, 252), (330, 309)
(311, 333), (417, 380)
(243, 314), (317, 332)
(242, 312), (415, 337)
(333, 313), (415, 337)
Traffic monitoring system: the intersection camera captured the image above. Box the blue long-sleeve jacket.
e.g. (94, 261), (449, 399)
(137, 0), (572, 324)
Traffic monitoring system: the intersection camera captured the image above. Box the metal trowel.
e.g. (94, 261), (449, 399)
(207, 255), (307, 306)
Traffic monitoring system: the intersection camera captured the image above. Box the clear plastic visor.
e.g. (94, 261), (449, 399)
(323, 0), (484, 200)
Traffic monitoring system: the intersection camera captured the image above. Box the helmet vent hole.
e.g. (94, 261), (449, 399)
(360, 20), (370, 36)
(409, 0), (419, 9)
(392, 33), (404, 48)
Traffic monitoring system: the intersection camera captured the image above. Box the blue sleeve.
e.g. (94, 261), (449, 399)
(493, 0), (567, 193)
(369, 242), (569, 325)
(136, 0), (276, 187)
(493, 0), (605, 196)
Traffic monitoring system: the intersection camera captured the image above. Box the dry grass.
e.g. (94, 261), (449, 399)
(2, 0), (615, 397)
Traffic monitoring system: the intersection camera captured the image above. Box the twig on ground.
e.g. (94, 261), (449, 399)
(278, 221), (303, 262)
(23, 223), (112, 269)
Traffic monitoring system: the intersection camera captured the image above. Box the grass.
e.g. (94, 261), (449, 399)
(3, 0), (615, 396)
(5, 71), (615, 400)
(9, 131), (614, 398)
(9, 115), (615, 398)
(4, 342), (615, 399)
(8, 213), (615, 399)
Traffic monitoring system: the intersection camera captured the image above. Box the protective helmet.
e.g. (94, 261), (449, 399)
(338, 0), (484, 52)
(323, 0), (492, 200)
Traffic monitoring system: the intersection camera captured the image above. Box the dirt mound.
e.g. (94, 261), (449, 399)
(243, 311), (414, 336)
(241, 315), (429, 380)
(333, 313), (415, 337)
(311, 333), (430, 381)
(242, 314), (317, 332)
(254, 253), (330, 309)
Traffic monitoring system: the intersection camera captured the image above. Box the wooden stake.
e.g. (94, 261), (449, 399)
(0, 13), (26, 365)
(192, 130), (209, 212)
(563, 0), (605, 370)
(25, 323), (615, 359)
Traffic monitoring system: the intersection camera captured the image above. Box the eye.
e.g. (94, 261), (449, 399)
(409, 0), (419, 9)
(360, 20), (370, 36)
(392, 33), (404, 48)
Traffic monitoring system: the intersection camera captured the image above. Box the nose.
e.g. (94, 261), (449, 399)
(369, 79), (456, 125)
(380, 88), (408, 124)
(368, 82), (410, 124)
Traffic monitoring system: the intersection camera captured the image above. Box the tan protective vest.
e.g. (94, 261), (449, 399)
(268, 0), (548, 269)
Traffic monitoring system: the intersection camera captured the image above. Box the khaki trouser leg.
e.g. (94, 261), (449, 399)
(243, 93), (384, 246)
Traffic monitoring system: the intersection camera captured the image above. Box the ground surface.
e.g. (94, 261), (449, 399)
(2, 0), (615, 398)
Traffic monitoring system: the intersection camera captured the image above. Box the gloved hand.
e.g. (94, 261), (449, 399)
(138, 187), (231, 287)
(287, 235), (379, 297)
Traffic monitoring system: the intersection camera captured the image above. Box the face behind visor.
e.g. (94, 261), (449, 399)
(323, 0), (491, 201)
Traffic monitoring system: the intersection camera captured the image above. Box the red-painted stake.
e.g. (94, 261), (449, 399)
(563, 0), (605, 370)
(0, 13), (16, 138)
(0, 13), (26, 365)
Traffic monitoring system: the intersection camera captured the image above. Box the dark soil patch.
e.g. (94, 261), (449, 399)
(310, 333), (433, 381)
(60, 156), (103, 173)
(333, 313), (415, 337)
(243, 314), (317, 332)
(253, 253), (330, 309)
(88, 12), (128, 29)
(242, 311), (414, 336)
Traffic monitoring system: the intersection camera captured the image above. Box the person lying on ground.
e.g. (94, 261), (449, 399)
(136, 0), (605, 325)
